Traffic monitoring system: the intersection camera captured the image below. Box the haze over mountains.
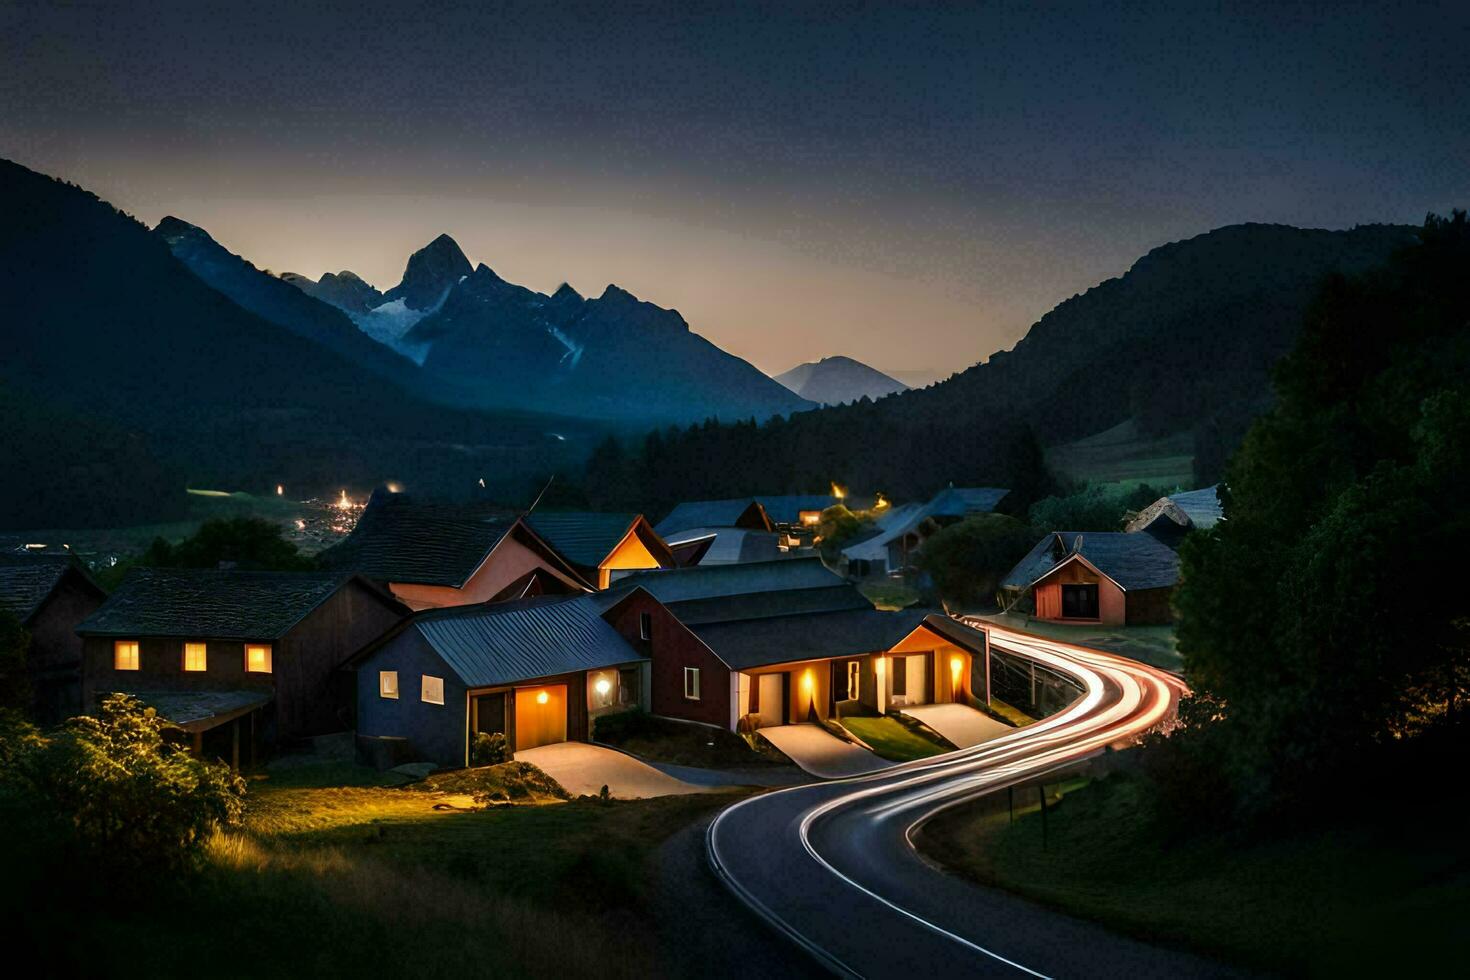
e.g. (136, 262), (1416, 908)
(775, 356), (908, 406)
(280, 234), (813, 422)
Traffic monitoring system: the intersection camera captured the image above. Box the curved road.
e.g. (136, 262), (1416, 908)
(707, 624), (1237, 978)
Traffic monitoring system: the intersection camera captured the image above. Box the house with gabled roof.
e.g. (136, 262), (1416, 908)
(655, 498), (773, 538)
(0, 552), (107, 723)
(842, 485), (1011, 577)
(77, 568), (409, 762)
(320, 492), (592, 609)
(523, 511), (676, 588)
(350, 592), (651, 768)
(608, 557), (989, 731)
(1125, 484), (1225, 546)
(1000, 531), (1180, 626)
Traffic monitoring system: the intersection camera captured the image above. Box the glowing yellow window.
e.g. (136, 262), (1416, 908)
(183, 642), (208, 672)
(245, 644), (273, 674)
(114, 640), (140, 671)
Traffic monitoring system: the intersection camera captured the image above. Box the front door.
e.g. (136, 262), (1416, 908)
(756, 673), (785, 728)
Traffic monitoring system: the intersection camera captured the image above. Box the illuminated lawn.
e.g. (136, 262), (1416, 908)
(5, 763), (749, 977)
(916, 772), (1470, 976)
(840, 715), (949, 762)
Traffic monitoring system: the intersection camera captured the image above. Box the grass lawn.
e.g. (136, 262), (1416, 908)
(593, 709), (787, 768)
(858, 578), (922, 610)
(839, 715), (950, 761)
(916, 772), (1470, 976)
(975, 610), (1182, 673)
(3, 762), (749, 977)
(1046, 419), (1195, 490)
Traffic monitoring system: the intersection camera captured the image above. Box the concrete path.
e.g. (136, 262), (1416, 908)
(515, 742), (710, 799)
(756, 723), (892, 779)
(900, 702), (1013, 748)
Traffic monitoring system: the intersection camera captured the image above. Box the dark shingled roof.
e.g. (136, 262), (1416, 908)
(655, 498), (769, 536)
(0, 554), (97, 622)
(1002, 532), (1181, 592)
(413, 594), (646, 688)
(691, 606), (933, 670)
(662, 585), (873, 626)
(320, 494), (515, 587)
(925, 486), (1011, 518)
(612, 556), (844, 604)
(524, 512), (640, 567)
(78, 568), (375, 639)
(755, 494), (842, 525)
(661, 527), (782, 565)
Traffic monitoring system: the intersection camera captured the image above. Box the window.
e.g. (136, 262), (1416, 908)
(891, 656), (907, 695)
(1061, 584), (1100, 619)
(245, 644), (273, 673)
(114, 640), (140, 671)
(183, 642), (208, 672)
(421, 674), (445, 705)
(639, 612), (652, 640)
(379, 670), (399, 699)
(683, 667), (701, 700)
(618, 667), (639, 705)
(591, 671), (616, 708)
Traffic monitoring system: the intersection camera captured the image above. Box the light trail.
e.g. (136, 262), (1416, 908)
(706, 622), (1193, 978)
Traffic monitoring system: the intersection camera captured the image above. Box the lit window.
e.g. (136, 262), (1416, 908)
(245, 644), (273, 673)
(114, 640), (140, 671)
(800, 511), (821, 526)
(683, 667), (701, 700)
(379, 670), (399, 699)
(183, 642), (207, 672)
(421, 675), (444, 705)
(639, 612), (652, 641)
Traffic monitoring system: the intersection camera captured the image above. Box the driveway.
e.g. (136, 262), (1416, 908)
(900, 702), (1013, 748)
(515, 742), (711, 799)
(755, 723), (891, 779)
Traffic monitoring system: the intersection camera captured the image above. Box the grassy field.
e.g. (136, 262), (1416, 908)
(3, 761), (748, 977)
(840, 715), (950, 761)
(916, 772), (1470, 976)
(1046, 419), (1195, 491)
(976, 611), (1182, 673)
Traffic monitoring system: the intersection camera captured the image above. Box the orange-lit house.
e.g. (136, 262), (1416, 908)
(321, 492), (592, 609)
(351, 592), (653, 768)
(0, 552), (107, 724)
(524, 512), (677, 588)
(77, 569), (409, 764)
(999, 531), (1180, 626)
(611, 558), (989, 731)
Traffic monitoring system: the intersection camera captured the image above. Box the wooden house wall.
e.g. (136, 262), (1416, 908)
(356, 628), (468, 769)
(603, 590), (730, 729)
(27, 571), (103, 723)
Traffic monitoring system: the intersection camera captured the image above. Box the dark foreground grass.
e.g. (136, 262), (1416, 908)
(916, 772), (1470, 976)
(2, 773), (747, 978)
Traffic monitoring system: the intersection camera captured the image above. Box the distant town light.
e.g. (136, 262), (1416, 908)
(336, 490), (352, 511)
(276, 484), (284, 496)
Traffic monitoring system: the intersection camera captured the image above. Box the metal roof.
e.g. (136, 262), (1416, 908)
(661, 527), (783, 564)
(1001, 531), (1181, 592)
(655, 498), (769, 536)
(691, 606), (933, 671)
(925, 486), (1011, 518)
(612, 556), (844, 604)
(1167, 486), (1224, 529)
(78, 568), (383, 639)
(664, 585), (874, 626)
(413, 594), (646, 688)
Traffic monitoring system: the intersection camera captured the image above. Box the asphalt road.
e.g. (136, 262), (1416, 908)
(706, 624), (1244, 978)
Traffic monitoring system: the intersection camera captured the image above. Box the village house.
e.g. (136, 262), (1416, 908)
(0, 552), (107, 723)
(1125, 484), (1225, 547)
(523, 511), (677, 588)
(350, 592), (652, 769)
(320, 492), (592, 609)
(655, 492), (867, 562)
(610, 557), (990, 732)
(843, 485), (1011, 578)
(77, 568), (409, 764)
(999, 531), (1180, 626)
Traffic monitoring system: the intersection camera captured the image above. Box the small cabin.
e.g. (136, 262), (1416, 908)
(0, 552), (107, 723)
(1000, 531), (1180, 626)
(524, 512), (676, 588)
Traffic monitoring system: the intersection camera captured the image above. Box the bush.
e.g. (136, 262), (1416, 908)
(916, 513), (1037, 609)
(1028, 483), (1163, 533)
(2, 694), (245, 871)
(471, 731), (511, 766)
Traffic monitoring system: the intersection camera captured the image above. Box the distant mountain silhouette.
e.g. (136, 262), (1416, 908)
(775, 355), (908, 406)
(279, 269), (383, 314)
(382, 233), (473, 311)
(619, 222), (1418, 507)
(406, 266), (815, 422)
(0, 158), (593, 529)
(157, 216), (423, 390)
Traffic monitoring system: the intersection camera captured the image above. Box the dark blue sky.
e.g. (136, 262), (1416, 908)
(3, 1), (1465, 376)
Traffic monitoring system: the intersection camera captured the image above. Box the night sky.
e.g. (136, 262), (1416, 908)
(4, 1), (1466, 377)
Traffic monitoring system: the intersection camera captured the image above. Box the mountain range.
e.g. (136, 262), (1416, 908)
(280, 235), (813, 422)
(775, 356), (908, 406)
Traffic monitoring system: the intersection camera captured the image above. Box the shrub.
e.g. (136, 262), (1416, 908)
(2, 693), (245, 871)
(471, 731), (511, 766)
(916, 513), (1037, 609)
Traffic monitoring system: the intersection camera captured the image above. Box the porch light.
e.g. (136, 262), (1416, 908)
(536, 690), (549, 705)
(950, 655), (964, 686)
(594, 678), (611, 697)
(801, 670), (814, 693)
